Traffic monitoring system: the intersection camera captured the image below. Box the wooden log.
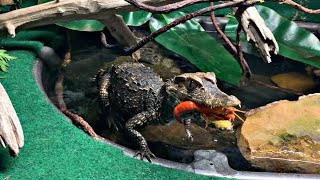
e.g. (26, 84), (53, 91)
(0, 82), (24, 156)
(0, 0), (15, 6)
(0, 0), (180, 37)
(236, 6), (279, 63)
(0, 0), (179, 59)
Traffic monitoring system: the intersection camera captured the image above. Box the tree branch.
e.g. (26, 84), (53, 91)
(125, 0), (261, 54)
(55, 73), (101, 140)
(236, 24), (252, 82)
(125, 0), (320, 14)
(210, 2), (237, 53)
(125, 0), (211, 13)
(0, 0), (180, 37)
(277, 0), (320, 14)
(0, 0), (318, 38)
(210, 2), (252, 79)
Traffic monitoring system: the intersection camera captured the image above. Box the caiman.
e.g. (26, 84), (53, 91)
(95, 59), (241, 162)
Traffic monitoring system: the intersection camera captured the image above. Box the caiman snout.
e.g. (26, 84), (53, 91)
(224, 95), (241, 107)
(204, 88), (241, 108)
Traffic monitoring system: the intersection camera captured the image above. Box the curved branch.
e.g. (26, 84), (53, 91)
(236, 24), (252, 81)
(55, 51), (101, 140)
(125, 0), (211, 13)
(210, 2), (252, 79)
(277, 0), (320, 14)
(210, 2), (237, 53)
(55, 73), (101, 140)
(125, 0), (320, 14)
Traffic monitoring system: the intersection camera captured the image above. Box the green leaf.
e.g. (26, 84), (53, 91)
(37, 0), (53, 3)
(56, 20), (104, 32)
(120, 11), (152, 26)
(0, 50), (16, 62)
(149, 12), (241, 86)
(0, 60), (8, 66)
(224, 5), (320, 68)
(0, 49), (15, 73)
(0, 64), (8, 72)
(0, 60), (9, 72)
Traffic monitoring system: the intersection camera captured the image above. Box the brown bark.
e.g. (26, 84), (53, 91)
(0, 82), (24, 156)
(0, 0), (15, 6)
(235, 6), (279, 63)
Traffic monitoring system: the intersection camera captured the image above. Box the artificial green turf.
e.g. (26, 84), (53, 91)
(0, 29), (229, 179)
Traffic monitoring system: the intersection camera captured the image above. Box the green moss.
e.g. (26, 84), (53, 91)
(279, 133), (297, 143)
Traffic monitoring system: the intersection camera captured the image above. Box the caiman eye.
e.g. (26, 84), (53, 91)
(186, 80), (198, 90)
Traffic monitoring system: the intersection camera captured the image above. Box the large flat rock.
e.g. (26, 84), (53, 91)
(238, 93), (320, 174)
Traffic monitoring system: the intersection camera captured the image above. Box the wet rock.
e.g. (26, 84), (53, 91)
(271, 72), (316, 93)
(238, 93), (320, 173)
(140, 123), (215, 149)
(140, 123), (249, 168)
(191, 150), (237, 176)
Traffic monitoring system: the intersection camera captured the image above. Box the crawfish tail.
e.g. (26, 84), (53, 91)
(173, 101), (198, 123)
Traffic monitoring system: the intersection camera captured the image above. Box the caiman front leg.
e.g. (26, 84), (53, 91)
(97, 72), (122, 130)
(98, 73), (110, 107)
(125, 110), (158, 162)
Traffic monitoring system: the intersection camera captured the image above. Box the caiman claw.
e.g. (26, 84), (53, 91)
(134, 148), (155, 163)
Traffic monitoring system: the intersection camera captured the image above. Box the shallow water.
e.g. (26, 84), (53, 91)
(43, 29), (317, 172)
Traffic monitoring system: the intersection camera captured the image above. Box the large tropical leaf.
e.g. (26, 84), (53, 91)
(56, 20), (104, 32)
(121, 11), (152, 26)
(224, 5), (320, 68)
(149, 12), (241, 86)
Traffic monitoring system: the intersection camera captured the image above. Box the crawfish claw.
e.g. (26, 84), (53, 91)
(134, 148), (155, 163)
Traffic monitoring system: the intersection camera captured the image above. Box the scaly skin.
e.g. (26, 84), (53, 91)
(96, 61), (240, 162)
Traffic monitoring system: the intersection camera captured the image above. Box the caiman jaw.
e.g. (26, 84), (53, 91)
(189, 92), (242, 120)
(167, 71), (242, 121)
(186, 92), (241, 110)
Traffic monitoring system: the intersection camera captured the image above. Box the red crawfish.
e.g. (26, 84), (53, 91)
(173, 101), (246, 128)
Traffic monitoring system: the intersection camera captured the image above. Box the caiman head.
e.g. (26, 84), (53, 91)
(165, 72), (240, 108)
